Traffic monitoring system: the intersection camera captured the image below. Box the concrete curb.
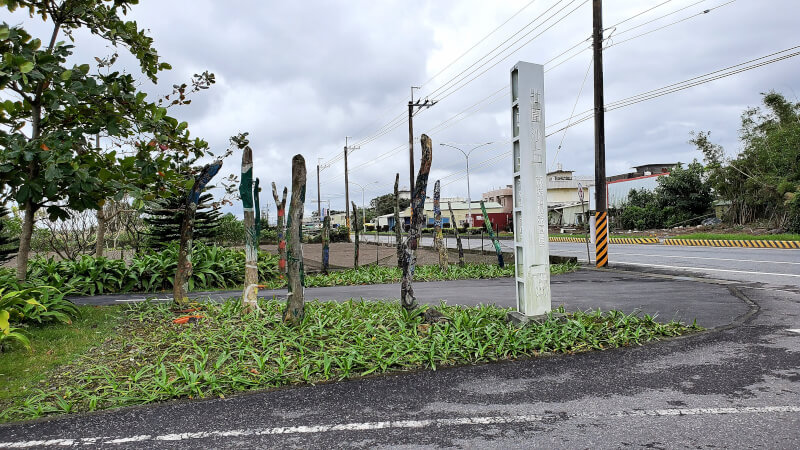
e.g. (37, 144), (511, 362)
(662, 238), (799, 249)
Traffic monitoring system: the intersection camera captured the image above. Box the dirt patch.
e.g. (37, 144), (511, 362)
(259, 242), (511, 272)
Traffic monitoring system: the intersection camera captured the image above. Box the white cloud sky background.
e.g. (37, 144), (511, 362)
(6, 0), (799, 222)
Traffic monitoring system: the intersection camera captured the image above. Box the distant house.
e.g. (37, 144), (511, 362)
(545, 164), (595, 226)
(606, 162), (679, 208)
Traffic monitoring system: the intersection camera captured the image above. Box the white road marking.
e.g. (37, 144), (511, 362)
(619, 262), (800, 278)
(788, 329), (800, 334)
(2, 406), (799, 447)
(601, 252), (800, 266)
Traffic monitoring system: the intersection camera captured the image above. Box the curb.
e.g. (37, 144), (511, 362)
(662, 238), (799, 249)
(548, 237), (659, 244)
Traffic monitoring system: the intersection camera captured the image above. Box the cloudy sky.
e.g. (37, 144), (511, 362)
(7, 0), (799, 221)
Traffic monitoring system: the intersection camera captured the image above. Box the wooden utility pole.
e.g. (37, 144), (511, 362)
(283, 155), (306, 325)
(316, 160), (322, 222)
(344, 137), (350, 229)
(593, 0), (609, 268)
(408, 87), (437, 193)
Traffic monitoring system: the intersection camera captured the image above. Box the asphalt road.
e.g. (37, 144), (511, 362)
(361, 235), (800, 291)
(2, 269), (799, 448)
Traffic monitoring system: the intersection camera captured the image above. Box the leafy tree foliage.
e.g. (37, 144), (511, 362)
(370, 193), (410, 217)
(143, 193), (221, 248)
(692, 91), (800, 231)
(0, 0), (212, 280)
(617, 162), (713, 229)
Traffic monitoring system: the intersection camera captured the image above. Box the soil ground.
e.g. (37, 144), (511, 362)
(260, 241), (511, 272)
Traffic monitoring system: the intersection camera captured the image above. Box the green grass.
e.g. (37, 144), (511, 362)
(0, 306), (122, 405)
(266, 262), (578, 289)
(672, 233), (800, 241)
(0, 298), (699, 422)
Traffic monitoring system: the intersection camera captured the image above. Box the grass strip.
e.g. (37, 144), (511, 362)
(674, 232), (800, 241)
(0, 297), (699, 423)
(0, 306), (122, 404)
(265, 262), (577, 289)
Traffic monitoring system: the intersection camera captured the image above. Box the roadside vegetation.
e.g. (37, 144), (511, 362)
(0, 298), (700, 422)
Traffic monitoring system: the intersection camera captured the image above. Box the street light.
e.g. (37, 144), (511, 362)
(348, 180), (379, 232)
(439, 142), (493, 227)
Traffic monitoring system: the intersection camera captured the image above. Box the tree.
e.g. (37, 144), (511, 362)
(0, 1), (207, 280)
(143, 193), (221, 248)
(654, 161), (713, 226)
(692, 91), (800, 230)
(0, 205), (19, 263)
(371, 193), (410, 217)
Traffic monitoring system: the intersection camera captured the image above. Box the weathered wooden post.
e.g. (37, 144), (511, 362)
(400, 134), (433, 312)
(433, 180), (448, 271)
(448, 201), (465, 267)
(352, 201), (359, 268)
(375, 226), (379, 266)
(240, 145), (260, 311)
(173, 161), (222, 306)
(322, 214), (330, 274)
(393, 173), (403, 267)
(283, 155), (306, 325)
(271, 183), (288, 274)
(480, 200), (504, 267)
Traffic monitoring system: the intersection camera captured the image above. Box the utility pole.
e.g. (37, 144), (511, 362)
(593, 0), (609, 268)
(344, 137), (360, 229)
(408, 86), (437, 193)
(317, 158), (322, 223)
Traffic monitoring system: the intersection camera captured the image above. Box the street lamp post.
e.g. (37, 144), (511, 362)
(439, 142), (493, 228)
(349, 180), (378, 232)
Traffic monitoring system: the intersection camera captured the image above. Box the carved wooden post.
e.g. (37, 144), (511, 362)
(401, 134), (433, 312)
(240, 146), (259, 311)
(480, 200), (504, 267)
(352, 201), (359, 268)
(322, 214), (330, 274)
(394, 173), (403, 267)
(283, 155), (306, 325)
(271, 182), (288, 274)
(433, 180), (448, 271)
(173, 161), (222, 305)
(448, 201), (465, 267)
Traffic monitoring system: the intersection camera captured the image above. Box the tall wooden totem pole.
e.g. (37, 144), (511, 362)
(400, 134), (433, 312)
(271, 182), (288, 275)
(283, 155), (306, 325)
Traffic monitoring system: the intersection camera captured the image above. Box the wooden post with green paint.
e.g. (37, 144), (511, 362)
(322, 214), (330, 274)
(173, 161), (222, 306)
(352, 201), (359, 268)
(480, 200), (504, 268)
(400, 134), (433, 312)
(394, 173), (403, 267)
(448, 201), (465, 267)
(240, 144), (259, 311)
(271, 182), (288, 275)
(283, 155), (306, 326)
(433, 179), (448, 271)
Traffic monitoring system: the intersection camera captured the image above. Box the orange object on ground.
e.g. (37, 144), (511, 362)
(173, 315), (204, 324)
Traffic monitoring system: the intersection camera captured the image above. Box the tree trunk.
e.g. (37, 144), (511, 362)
(322, 214), (330, 274)
(240, 146), (258, 311)
(271, 183), (288, 275)
(352, 201), (359, 268)
(480, 200), (504, 268)
(174, 161), (222, 305)
(433, 180), (448, 271)
(95, 206), (106, 258)
(15, 200), (36, 281)
(401, 134), (433, 312)
(394, 173), (403, 267)
(283, 155), (306, 325)
(448, 201), (465, 267)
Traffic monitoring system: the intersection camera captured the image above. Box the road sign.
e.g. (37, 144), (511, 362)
(577, 182), (584, 202)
